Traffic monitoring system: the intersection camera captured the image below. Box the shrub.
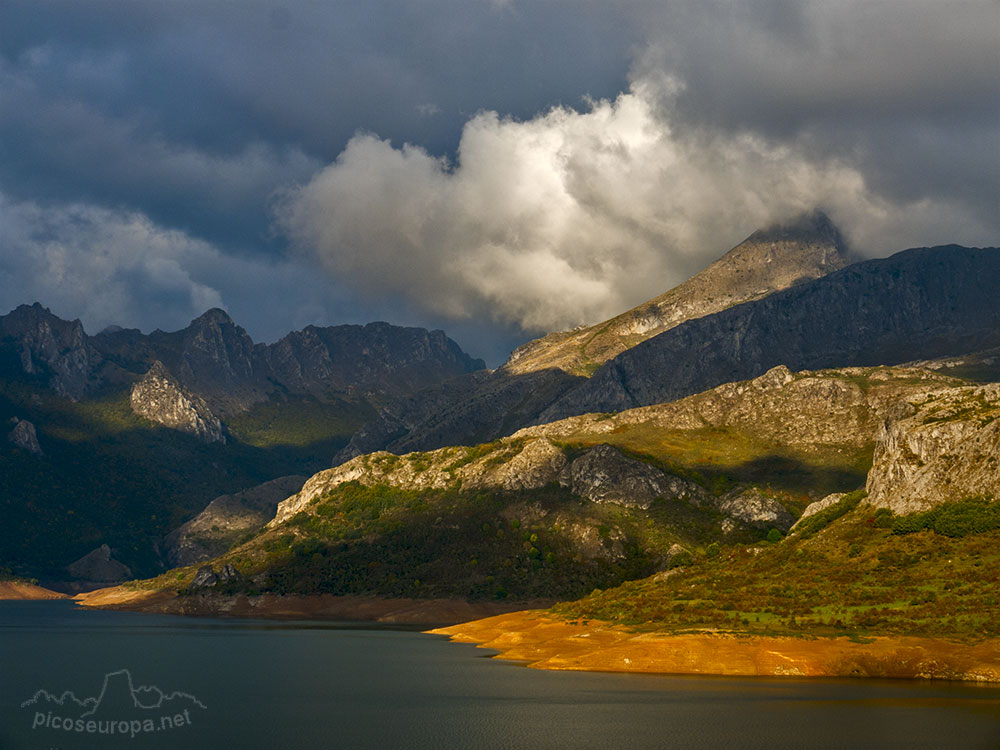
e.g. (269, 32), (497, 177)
(892, 496), (1000, 538)
(766, 528), (783, 544)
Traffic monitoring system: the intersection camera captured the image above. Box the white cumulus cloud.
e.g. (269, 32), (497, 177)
(278, 74), (991, 334)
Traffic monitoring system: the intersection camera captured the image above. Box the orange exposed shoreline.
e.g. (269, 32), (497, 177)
(73, 585), (550, 625)
(0, 581), (68, 600)
(429, 611), (1000, 683)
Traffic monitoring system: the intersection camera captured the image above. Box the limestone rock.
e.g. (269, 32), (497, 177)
(866, 383), (1000, 514)
(66, 544), (131, 582)
(7, 418), (42, 455)
(792, 493), (845, 530)
(0, 303), (100, 399)
(715, 488), (795, 531)
(272, 438), (570, 526)
(130, 361), (225, 443)
(164, 475), (308, 566)
(559, 444), (707, 510)
(190, 565), (219, 589)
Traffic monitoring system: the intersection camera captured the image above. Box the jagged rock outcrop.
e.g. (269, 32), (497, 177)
(539, 245), (1000, 423)
(7, 418), (42, 455)
(164, 475), (308, 566)
(516, 365), (961, 461)
(505, 210), (853, 377)
(130, 361), (225, 443)
(715, 488), (796, 531)
(272, 438), (572, 526)
(866, 383), (1000, 514)
(190, 565), (219, 589)
(1, 305), (484, 416)
(0, 303), (100, 399)
(792, 493), (845, 530)
(189, 563), (244, 591)
(66, 544), (131, 582)
(558, 444), (708, 510)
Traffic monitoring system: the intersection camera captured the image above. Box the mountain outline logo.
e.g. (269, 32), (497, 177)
(21, 668), (207, 738)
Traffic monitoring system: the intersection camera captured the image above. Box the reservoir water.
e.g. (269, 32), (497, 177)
(1, 601), (997, 750)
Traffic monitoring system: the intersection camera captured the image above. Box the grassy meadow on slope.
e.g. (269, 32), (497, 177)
(553, 495), (1000, 642)
(141, 477), (760, 602)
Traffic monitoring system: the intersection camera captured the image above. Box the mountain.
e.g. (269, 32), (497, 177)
(0, 305), (484, 580)
(0, 302), (101, 399)
(0, 304), (484, 410)
(110, 362), (970, 608)
(539, 245), (1000, 423)
(333, 213), (854, 461)
(505, 210), (853, 377)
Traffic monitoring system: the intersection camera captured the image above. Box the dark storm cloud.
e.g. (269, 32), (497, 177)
(0, 0), (996, 364)
(0, 0), (633, 249)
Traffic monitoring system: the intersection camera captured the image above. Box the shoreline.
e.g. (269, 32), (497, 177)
(73, 585), (551, 625)
(0, 581), (68, 600)
(428, 611), (1000, 683)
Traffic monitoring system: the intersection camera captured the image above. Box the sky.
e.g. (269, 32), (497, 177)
(1, 1), (997, 366)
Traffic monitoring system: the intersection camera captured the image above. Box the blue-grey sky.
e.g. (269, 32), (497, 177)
(1, 1), (997, 365)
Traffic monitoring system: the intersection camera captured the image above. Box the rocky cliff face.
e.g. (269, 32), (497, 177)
(274, 435), (797, 537)
(538, 245), (1000, 424)
(560, 444), (706, 510)
(6, 418), (42, 455)
(518, 364), (960, 460)
(164, 475), (307, 566)
(866, 383), (1000, 514)
(130, 361), (225, 443)
(505, 210), (853, 377)
(0, 303), (99, 399)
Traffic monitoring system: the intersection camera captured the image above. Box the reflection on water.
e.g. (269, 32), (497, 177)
(1, 600), (998, 750)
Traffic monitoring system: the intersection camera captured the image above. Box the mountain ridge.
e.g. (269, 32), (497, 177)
(539, 244), (1000, 423)
(504, 209), (853, 377)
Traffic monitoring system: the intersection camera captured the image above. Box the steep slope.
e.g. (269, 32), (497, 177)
(107, 363), (967, 610)
(331, 212), (852, 461)
(540, 245), (1000, 423)
(866, 382), (1000, 514)
(518, 364), (963, 498)
(0, 305), (485, 581)
(129, 361), (225, 443)
(505, 210), (852, 377)
(0, 303), (101, 399)
(164, 475), (308, 566)
(334, 367), (583, 463)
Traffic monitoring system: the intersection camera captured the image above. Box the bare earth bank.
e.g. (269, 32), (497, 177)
(0, 581), (68, 600)
(74, 586), (550, 625)
(429, 611), (1000, 683)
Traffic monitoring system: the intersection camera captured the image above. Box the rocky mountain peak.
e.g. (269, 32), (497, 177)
(130, 360), (226, 443)
(503, 209), (853, 377)
(0, 303), (98, 399)
(744, 209), (847, 251)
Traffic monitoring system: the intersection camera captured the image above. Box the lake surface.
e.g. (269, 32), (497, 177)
(0, 601), (998, 750)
